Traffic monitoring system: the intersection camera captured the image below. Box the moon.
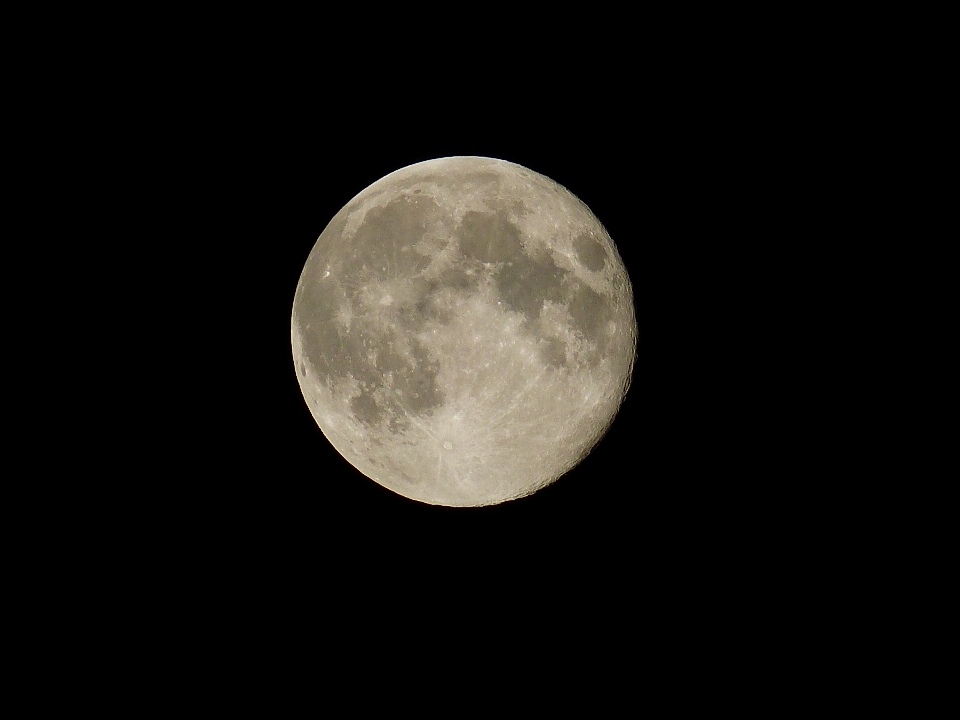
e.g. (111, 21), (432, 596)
(291, 156), (636, 506)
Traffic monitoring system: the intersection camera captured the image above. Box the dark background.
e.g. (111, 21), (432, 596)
(205, 129), (656, 565)
(24, 13), (870, 697)
(167, 110), (783, 595)
(75, 44), (825, 636)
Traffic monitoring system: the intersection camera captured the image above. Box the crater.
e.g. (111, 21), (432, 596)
(573, 234), (607, 272)
(457, 210), (523, 263)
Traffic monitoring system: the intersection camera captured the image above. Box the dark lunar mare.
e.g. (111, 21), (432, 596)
(573, 234), (608, 271)
(293, 156), (636, 506)
(295, 194), (450, 433)
(296, 161), (623, 443)
(346, 195), (440, 284)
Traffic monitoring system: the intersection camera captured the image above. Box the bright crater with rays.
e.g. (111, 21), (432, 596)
(292, 156), (636, 506)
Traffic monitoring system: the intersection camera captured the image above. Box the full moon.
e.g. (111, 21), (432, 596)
(292, 157), (636, 506)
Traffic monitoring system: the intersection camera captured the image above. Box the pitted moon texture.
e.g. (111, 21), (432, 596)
(292, 156), (636, 506)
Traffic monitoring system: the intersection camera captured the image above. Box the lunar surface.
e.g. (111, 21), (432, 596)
(291, 156), (636, 506)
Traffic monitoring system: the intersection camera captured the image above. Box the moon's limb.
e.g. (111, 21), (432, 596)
(292, 156), (636, 506)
